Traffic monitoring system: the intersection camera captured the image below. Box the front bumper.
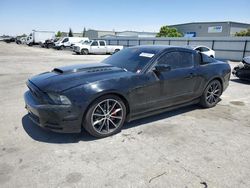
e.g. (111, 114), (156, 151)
(73, 46), (81, 53)
(24, 91), (82, 133)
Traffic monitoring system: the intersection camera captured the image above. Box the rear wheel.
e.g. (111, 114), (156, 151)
(47, 44), (53, 49)
(200, 80), (222, 108)
(59, 45), (65, 50)
(81, 49), (89, 55)
(83, 95), (126, 138)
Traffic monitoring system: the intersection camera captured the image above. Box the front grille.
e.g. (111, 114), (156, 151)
(73, 46), (79, 51)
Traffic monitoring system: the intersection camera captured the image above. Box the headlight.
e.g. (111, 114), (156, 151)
(47, 93), (71, 105)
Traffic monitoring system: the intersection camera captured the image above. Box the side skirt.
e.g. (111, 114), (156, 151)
(126, 98), (200, 122)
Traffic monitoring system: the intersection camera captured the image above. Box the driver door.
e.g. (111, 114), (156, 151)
(154, 50), (198, 107)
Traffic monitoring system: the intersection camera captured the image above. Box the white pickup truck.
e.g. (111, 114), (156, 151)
(73, 40), (123, 55)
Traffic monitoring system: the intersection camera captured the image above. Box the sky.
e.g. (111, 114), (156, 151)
(0, 0), (250, 36)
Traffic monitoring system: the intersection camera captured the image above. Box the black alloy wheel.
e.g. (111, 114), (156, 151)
(200, 80), (222, 108)
(84, 95), (126, 138)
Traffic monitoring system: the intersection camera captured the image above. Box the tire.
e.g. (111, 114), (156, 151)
(83, 95), (126, 138)
(47, 44), (53, 49)
(199, 79), (222, 108)
(81, 49), (89, 55)
(210, 55), (214, 58)
(59, 46), (65, 50)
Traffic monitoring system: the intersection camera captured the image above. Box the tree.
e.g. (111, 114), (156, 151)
(82, 27), (86, 37)
(235, 28), (250, 36)
(156, 26), (183, 37)
(68, 28), (73, 37)
(56, 31), (62, 37)
(20, 33), (27, 37)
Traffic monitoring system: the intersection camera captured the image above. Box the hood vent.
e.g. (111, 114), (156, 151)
(52, 66), (113, 74)
(86, 67), (112, 73)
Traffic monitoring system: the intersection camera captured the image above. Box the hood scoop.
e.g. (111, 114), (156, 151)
(53, 68), (64, 74)
(52, 63), (114, 74)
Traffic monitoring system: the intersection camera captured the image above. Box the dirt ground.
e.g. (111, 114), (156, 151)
(0, 42), (250, 188)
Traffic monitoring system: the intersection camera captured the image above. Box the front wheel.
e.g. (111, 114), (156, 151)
(199, 80), (222, 108)
(59, 45), (65, 50)
(81, 49), (89, 55)
(83, 95), (126, 138)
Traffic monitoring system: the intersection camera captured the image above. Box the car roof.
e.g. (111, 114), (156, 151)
(129, 45), (194, 53)
(186, 45), (210, 49)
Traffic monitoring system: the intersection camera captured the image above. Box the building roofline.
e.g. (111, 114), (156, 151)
(87, 29), (116, 33)
(117, 30), (157, 34)
(169, 21), (250, 27)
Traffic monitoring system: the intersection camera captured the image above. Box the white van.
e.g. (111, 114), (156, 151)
(54, 37), (89, 50)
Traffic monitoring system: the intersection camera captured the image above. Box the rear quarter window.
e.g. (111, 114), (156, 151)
(200, 53), (217, 65)
(99, 41), (105, 46)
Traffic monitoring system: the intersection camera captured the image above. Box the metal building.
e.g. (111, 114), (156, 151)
(170, 21), (250, 37)
(85, 29), (116, 39)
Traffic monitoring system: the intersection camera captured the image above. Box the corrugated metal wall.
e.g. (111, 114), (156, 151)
(102, 37), (250, 61)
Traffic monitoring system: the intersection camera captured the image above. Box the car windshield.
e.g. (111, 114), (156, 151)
(84, 40), (93, 45)
(101, 47), (158, 73)
(82, 40), (90, 44)
(57, 38), (64, 42)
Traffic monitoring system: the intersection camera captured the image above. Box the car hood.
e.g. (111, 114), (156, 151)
(28, 63), (129, 92)
(75, 44), (89, 48)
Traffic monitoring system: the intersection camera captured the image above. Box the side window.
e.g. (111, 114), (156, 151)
(157, 52), (180, 69)
(99, 41), (105, 46)
(195, 47), (201, 52)
(62, 38), (69, 43)
(91, 41), (98, 46)
(201, 47), (209, 52)
(157, 51), (194, 69)
(179, 52), (194, 68)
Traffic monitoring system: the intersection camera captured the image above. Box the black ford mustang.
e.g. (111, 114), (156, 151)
(24, 46), (231, 138)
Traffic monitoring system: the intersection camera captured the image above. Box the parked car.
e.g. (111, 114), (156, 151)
(188, 45), (215, 58)
(26, 30), (55, 46)
(40, 38), (61, 48)
(16, 37), (27, 44)
(24, 46), (231, 138)
(3, 37), (16, 43)
(232, 56), (250, 81)
(73, 40), (123, 55)
(54, 37), (89, 50)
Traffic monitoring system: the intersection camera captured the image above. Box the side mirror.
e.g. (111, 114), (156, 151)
(154, 64), (171, 72)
